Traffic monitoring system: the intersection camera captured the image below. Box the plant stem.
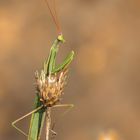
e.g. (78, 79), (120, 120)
(46, 107), (51, 140)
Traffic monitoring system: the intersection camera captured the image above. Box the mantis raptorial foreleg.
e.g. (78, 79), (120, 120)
(12, 105), (44, 137)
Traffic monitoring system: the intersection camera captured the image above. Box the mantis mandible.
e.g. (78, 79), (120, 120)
(12, 0), (74, 140)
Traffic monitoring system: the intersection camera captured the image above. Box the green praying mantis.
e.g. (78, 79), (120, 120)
(12, 1), (74, 140)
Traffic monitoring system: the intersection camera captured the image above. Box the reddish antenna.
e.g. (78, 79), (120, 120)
(44, 0), (62, 35)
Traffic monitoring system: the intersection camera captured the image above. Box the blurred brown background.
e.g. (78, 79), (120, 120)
(0, 0), (140, 140)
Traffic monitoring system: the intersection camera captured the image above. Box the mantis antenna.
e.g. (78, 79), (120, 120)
(44, 0), (62, 34)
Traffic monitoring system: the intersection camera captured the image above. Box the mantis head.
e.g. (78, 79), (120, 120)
(57, 34), (65, 43)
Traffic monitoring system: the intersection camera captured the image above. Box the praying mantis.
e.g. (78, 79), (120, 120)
(12, 0), (74, 140)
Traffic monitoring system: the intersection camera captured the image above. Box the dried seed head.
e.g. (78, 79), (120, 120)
(35, 69), (68, 107)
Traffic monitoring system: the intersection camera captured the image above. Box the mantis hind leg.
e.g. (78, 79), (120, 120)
(52, 104), (74, 116)
(50, 104), (74, 138)
(12, 105), (43, 137)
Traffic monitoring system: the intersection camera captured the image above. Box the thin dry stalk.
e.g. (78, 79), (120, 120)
(46, 107), (51, 140)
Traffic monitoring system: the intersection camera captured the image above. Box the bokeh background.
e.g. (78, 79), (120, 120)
(0, 0), (140, 140)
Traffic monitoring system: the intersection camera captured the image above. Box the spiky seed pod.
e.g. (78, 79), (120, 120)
(35, 69), (68, 107)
